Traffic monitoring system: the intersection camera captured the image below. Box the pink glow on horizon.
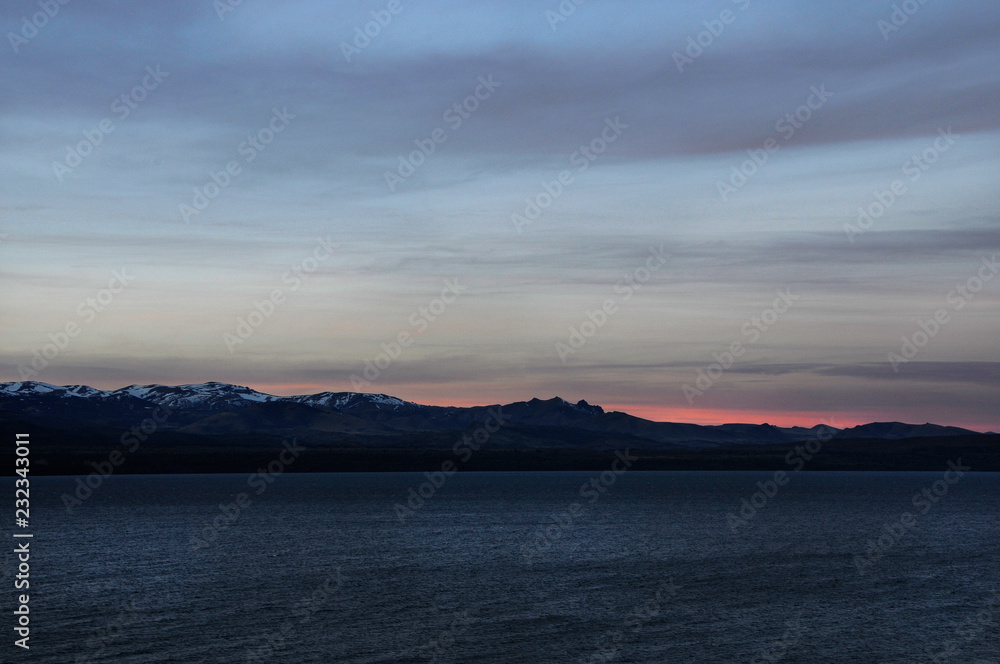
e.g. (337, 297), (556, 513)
(601, 404), (857, 428)
(70, 380), (991, 432)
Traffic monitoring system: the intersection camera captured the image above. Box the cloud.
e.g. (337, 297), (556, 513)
(1, 0), (998, 428)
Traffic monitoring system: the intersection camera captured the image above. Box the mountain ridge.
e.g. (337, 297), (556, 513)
(0, 381), (985, 447)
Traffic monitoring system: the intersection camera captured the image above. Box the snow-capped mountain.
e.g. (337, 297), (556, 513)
(115, 382), (279, 411)
(0, 379), (434, 421)
(285, 391), (412, 412)
(0, 381), (110, 398)
(0, 381), (421, 413)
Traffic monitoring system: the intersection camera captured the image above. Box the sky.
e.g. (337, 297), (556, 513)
(1, 0), (998, 430)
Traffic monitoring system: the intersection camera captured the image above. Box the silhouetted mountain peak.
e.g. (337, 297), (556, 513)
(525, 396), (604, 415)
(835, 421), (979, 439)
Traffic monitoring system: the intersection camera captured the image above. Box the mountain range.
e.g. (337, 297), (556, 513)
(1, 381), (995, 473)
(0, 380), (984, 445)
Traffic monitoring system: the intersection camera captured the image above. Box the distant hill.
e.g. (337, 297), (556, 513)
(834, 422), (980, 439)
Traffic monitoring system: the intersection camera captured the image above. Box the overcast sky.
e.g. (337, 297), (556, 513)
(1, 0), (998, 429)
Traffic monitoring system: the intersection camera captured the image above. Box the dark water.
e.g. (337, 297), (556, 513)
(10, 471), (1000, 663)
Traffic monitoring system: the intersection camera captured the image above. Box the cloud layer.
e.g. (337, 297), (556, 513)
(2, 0), (998, 429)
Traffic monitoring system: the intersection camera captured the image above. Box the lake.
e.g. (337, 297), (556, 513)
(14, 470), (1000, 663)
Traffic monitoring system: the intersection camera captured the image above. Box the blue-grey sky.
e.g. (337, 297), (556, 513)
(2, 0), (998, 429)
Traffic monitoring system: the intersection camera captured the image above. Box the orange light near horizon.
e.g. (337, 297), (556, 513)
(599, 404), (866, 428)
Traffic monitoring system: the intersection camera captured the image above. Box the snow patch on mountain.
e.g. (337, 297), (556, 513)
(0, 381), (422, 413)
(287, 391), (413, 411)
(111, 382), (279, 410)
(0, 381), (111, 398)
